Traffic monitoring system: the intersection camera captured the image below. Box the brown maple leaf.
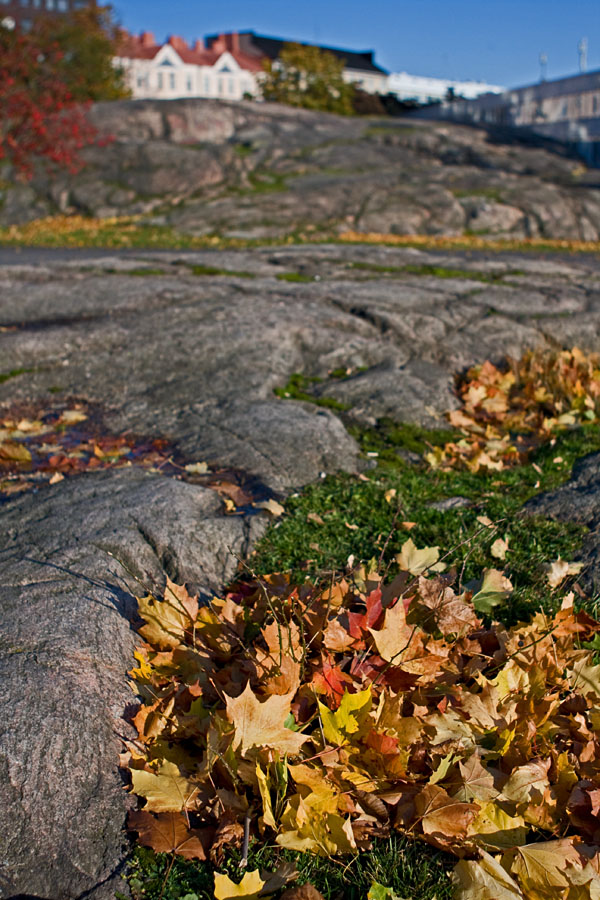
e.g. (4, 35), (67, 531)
(127, 809), (212, 860)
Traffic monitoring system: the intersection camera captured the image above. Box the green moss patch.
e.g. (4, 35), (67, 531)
(188, 264), (256, 278)
(0, 366), (36, 385)
(276, 272), (315, 283)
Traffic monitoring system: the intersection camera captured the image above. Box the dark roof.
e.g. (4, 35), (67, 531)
(205, 31), (388, 75)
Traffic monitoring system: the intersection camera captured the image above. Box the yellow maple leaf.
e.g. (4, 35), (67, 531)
(255, 762), (277, 830)
(396, 538), (444, 576)
(318, 688), (372, 746)
(225, 683), (309, 756)
(568, 662), (600, 700)
(137, 577), (198, 650)
(504, 839), (581, 897)
(276, 790), (356, 856)
(469, 801), (528, 850)
(213, 869), (266, 900)
(129, 649), (153, 683)
(130, 760), (197, 812)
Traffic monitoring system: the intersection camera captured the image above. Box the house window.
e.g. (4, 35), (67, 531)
(204, 76), (210, 94)
(228, 77), (235, 94)
(157, 71), (163, 90)
(186, 77), (192, 92)
(169, 72), (175, 89)
(46, 0), (55, 8)
(218, 77), (224, 94)
(57, 0), (67, 9)
(137, 75), (144, 88)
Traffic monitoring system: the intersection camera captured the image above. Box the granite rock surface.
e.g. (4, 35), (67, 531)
(2, 99), (600, 240)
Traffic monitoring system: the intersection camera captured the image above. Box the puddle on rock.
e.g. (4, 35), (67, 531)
(0, 398), (274, 514)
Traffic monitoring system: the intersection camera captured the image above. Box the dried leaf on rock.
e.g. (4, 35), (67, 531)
(255, 498), (285, 516)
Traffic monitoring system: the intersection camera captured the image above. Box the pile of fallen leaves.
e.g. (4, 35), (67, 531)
(427, 347), (600, 471)
(125, 542), (600, 899)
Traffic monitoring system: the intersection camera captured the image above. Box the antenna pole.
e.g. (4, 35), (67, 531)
(539, 52), (548, 82)
(578, 37), (588, 73)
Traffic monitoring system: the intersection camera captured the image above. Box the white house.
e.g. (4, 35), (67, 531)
(115, 32), (263, 101)
(387, 71), (504, 105)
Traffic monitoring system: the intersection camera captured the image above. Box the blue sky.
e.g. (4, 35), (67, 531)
(113, 0), (600, 89)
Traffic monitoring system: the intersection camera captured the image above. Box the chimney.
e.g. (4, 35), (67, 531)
(140, 31), (156, 48)
(193, 38), (204, 52)
(212, 33), (226, 53)
(115, 27), (129, 46)
(230, 31), (240, 53)
(168, 35), (188, 52)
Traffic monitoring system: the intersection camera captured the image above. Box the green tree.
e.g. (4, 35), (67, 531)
(261, 42), (355, 115)
(33, 4), (130, 102)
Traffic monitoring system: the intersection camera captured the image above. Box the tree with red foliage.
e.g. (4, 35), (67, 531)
(0, 21), (100, 179)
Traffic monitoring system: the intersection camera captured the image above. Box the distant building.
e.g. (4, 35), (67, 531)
(116, 29), (390, 101)
(205, 31), (389, 95)
(0, 0), (89, 32)
(411, 69), (600, 166)
(387, 71), (504, 105)
(115, 32), (262, 101)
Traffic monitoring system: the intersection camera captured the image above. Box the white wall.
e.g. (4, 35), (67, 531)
(387, 71), (504, 104)
(343, 68), (388, 94)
